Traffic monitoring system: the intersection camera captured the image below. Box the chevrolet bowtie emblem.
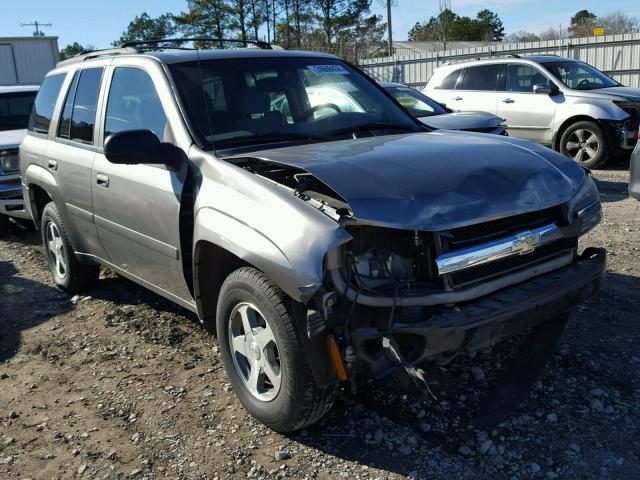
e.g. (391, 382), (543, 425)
(512, 231), (541, 255)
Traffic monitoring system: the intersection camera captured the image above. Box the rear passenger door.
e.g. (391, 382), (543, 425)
(44, 67), (106, 257)
(451, 64), (502, 114)
(91, 66), (192, 304)
(497, 63), (558, 144)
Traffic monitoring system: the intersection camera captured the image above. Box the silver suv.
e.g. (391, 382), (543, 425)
(20, 40), (605, 432)
(424, 55), (640, 168)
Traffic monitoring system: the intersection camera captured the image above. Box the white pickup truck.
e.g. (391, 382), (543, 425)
(0, 85), (38, 234)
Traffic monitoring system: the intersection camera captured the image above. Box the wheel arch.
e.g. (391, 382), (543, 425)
(552, 115), (598, 151)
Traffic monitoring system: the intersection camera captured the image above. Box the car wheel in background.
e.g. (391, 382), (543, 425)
(41, 202), (99, 292)
(216, 267), (337, 432)
(560, 121), (608, 169)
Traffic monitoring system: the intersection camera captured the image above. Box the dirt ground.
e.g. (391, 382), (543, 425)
(1, 165), (639, 480)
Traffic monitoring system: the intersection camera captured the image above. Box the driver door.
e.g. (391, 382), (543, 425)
(91, 66), (192, 304)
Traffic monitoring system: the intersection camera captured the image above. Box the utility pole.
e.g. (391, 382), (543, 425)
(20, 20), (52, 37)
(386, 0), (393, 56)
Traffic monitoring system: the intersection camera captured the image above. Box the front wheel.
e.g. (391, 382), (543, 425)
(216, 267), (337, 432)
(559, 121), (608, 169)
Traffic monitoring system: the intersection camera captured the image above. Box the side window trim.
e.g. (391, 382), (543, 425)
(53, 67), (105, 149)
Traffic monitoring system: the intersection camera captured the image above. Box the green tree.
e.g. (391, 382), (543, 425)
(568, 9), (597, 37)
(59, 42), (95, 60)
(475, 9), (504, 41)
(175, 0), (231, 43)
(112, 12), (176, 46)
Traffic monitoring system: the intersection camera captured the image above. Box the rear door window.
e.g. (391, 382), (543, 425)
(460, 65), (501, 91)
(69, 68), (103, 144)
(28, 74), (66, 134)
(435, 69), (464, 90)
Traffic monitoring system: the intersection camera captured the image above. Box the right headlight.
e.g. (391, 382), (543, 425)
(0, 149), (20, 175)
(567, 176), (601, 235)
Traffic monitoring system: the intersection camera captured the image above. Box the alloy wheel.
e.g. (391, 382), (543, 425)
(565, 128), (600, 164)
(45, 221), (67, 279)
(228, 302), (282, 401)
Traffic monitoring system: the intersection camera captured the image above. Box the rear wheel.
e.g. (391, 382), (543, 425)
(216, 267), (337, 432)
(560, 121), (608, 169)
(41, 202), (99, 292)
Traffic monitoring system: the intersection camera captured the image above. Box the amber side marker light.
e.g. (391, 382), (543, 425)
(326, 335), (348, 381)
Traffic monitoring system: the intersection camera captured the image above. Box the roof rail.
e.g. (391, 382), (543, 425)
(57, 46), (141, 66)
(120, 37), (272, 50)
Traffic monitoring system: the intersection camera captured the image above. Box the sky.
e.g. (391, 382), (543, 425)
(1, 0), (639, 49)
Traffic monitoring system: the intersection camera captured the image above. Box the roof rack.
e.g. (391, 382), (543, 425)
(57, 46), (141, 66)
(57, 37), (273, 67)
(120, 37), (272, 50)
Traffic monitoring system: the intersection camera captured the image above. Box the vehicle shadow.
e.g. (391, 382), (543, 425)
(286, 271), (640, 479)
(594, 178), (629, 203)
(0, 260), (74, 363)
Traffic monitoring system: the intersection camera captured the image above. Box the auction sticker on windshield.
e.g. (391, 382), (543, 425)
(307, 65), (350, 75)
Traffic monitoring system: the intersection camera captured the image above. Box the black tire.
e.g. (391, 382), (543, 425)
(216, 267), (337, 432)
(0, 214), (9, 236)
(41, 202), (99, 292)
(559, 120), (609, 169)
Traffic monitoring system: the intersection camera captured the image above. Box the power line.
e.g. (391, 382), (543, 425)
(20, 20), (52, 37)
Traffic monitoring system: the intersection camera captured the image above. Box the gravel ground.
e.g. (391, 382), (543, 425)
(1, 166), (639, 480)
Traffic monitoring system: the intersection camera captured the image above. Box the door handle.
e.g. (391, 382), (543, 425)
(96, 173), (110, 188)
(453, 96), (463, 101)
(47, 159), (58, 171)
(501, 98), (515, 103)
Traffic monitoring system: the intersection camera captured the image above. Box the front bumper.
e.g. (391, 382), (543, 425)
(601, 118), (639, 152)
(0, 173), (29, 219)
(351, 247), (606, 365)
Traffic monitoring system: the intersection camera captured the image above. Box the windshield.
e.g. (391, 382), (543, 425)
(0, 91), (37, 132)
(169, 57), (420, 149)
(543, 61), (620, 90)
(386, 86), (446, 117)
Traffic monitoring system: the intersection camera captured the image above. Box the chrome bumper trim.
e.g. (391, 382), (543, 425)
(436, 223), (563, 276)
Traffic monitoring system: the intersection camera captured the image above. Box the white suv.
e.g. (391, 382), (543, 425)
(424, 55), (640, 168)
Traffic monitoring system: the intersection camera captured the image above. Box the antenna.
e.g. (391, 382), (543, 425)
(20, 20), (52, 37)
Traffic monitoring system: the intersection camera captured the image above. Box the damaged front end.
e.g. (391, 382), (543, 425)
(226, 136), (606, 388)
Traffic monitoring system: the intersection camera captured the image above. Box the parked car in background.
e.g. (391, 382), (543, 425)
(380, 81), (506, 135)
(22, 41), (605, 433)
(630, 133), (640, 200)
(0, 85), (38, 234)
(424, 56), (640, 168)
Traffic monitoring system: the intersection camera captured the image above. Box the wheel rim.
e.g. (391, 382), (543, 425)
(565, 128), (600, 164)
(45, 221), (67, 279)
(228, 302), (282, 401)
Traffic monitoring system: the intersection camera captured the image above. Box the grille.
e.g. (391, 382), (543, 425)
(445, 208), (557, 250)
(446, 237), (577, 288)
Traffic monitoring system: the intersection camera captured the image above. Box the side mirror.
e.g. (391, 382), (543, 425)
(533, 83), (560, 96)
(104, 130), (181, 169)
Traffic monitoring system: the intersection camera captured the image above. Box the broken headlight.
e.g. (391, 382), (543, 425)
(568, 176), (601, 235)
(0, 149), (19, 175)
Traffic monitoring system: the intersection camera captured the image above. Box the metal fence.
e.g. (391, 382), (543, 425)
(359, 33), (640, 89)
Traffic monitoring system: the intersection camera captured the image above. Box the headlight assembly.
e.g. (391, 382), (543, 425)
(0, 149), (20, 175)
(568, 176), (601, 235)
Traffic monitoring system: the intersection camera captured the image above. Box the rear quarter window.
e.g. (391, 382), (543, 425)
(28, 74), (66, 134)
(435, 69), (464, 90)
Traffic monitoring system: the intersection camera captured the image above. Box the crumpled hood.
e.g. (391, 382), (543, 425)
(243, 131), (586, 230)
(0, 129), (27, 150)
(593, 86), (640, 102)
(419, 111), (503, 131)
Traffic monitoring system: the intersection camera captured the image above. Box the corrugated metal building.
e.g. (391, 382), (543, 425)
(360, 33), (640, 89)
(0, 37), (59, 86)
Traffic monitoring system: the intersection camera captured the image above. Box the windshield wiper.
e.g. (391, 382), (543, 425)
(328, 122), (419, 136)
